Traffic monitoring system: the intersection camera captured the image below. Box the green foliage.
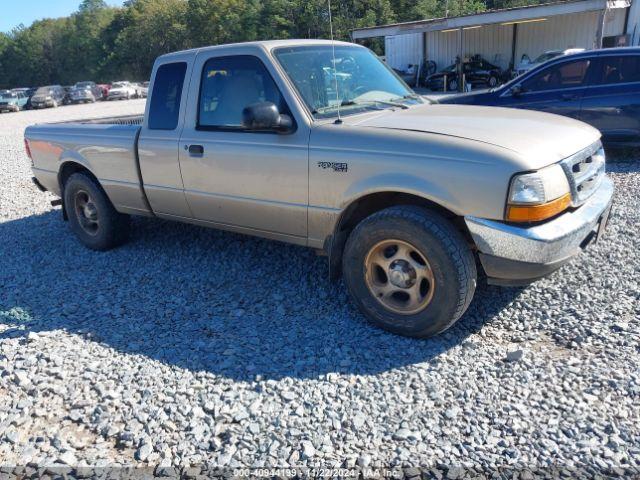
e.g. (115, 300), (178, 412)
(0, 0), (543, 88)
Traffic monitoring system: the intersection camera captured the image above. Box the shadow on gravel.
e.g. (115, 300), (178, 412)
(0, 210), (524, 381)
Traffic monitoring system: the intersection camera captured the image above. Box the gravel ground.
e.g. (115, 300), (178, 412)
(0, 101), (639, 478)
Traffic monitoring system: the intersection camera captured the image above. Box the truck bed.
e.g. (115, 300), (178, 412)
(26, 116), (151, 216)
(52, 114), (144, 126)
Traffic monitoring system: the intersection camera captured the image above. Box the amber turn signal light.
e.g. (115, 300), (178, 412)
(506, 193), (571, 222)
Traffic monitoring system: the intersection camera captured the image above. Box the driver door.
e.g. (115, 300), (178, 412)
(499, 58), (593, 118)
(178, 53), (309, 240)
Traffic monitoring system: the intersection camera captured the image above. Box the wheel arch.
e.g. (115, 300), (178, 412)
(327, 191), (472, 281)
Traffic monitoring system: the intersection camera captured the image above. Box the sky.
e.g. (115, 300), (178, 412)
(1, 0), (126, 33)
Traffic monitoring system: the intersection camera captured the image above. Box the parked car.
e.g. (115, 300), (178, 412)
(13, 88), (38, 110)
(26, 40), (613, 338)
(62, 86), (74, 105)
(69, 81), (102, 104)
(438, 47), (640, 147)
(138, 81), (149, 98)
(426, 56), (505, 91)
(30, 85), (66, 109)
(0, 90), (28, 112)
(107, 81), (137, 100)
(515, 48), (586, 77)
(97, 84), (111, 100)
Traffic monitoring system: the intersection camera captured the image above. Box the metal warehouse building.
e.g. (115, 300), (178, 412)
(352, 0), (640, 74)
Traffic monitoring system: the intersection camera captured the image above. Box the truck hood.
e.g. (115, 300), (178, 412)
(351, 104), (600, 167)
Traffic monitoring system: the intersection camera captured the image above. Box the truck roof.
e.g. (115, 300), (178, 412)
(157, 39), (361, 61)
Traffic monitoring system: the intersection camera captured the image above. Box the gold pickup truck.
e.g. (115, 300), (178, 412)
(26, 40), (613, 338)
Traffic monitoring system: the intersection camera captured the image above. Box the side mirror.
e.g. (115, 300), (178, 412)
(510, 85), (523, 97)
(242, 102), (293, 133)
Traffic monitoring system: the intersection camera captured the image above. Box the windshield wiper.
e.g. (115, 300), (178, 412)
(341, 99), (408, 110)
(373, 99), (409, 109)
(312, 98), (409, 115)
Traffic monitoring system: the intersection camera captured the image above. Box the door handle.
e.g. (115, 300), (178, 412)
(561, 93), (579, 101)
(188, 144), (204, 156)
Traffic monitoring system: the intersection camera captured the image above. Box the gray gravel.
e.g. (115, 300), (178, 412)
(1, 101), (639, 476)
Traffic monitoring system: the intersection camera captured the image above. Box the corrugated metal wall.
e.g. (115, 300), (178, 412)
(425, 23), (514, 70)
(384, 33), (423, 69)
(386, 8), (629, 72)
(629, 0), (640, 46)
(516, 9), (627, 62)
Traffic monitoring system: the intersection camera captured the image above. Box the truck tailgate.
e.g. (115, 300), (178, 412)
(25, 119), (152, 216)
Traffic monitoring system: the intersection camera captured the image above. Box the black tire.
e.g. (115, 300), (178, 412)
(342, 206), (476, 338)
(63, 172), (130, 251)
(447, 77), (458, 92)
(487, 75), (498, 88)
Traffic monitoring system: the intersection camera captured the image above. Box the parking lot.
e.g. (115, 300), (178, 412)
(1, 100), (639, 475)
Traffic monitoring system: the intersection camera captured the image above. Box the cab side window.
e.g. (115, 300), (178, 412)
(522, 60), (591, 92)
(198, 55), (287, 130)
(148, 62), (187, 131)
(596, 55), (640, 85)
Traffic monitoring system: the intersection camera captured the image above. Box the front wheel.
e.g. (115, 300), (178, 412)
(487, 75), (498, 88)
(342, 206), (476, 338)
(64, 172), (130, 251)
(447, 77), (458, 92)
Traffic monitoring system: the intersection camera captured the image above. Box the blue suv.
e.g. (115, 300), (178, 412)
(437, 48), (640, 147)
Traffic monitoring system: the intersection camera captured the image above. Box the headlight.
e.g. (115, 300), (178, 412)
(45, 96), (52, 100)
(506, 163), (571, 222)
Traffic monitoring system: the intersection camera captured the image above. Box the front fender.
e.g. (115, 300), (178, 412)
(341, 172), (462, 215)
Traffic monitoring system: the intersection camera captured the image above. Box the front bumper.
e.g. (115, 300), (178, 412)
(465, 177), (614, 285)
(0, 104), (18, 112)
(31, 100), (54, 108)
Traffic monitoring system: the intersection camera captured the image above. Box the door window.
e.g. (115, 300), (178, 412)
(596, 55), (640, 85)
(522, 60), (591, 92)
(148, 62), (187, 131)
(198, 55), (286, 130)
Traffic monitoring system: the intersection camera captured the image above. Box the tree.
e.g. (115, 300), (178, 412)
(103, 0), (190, 80)
(0, 0), (549, 88)
(187, 0), (260, 47)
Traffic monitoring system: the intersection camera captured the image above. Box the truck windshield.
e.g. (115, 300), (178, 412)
(274, 45), (421, 118)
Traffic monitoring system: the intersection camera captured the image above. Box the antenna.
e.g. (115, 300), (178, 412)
(327, 0), (342, 123)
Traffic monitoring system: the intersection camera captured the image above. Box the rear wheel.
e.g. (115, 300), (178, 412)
(64, 172), (130, 251)
(447, 77), (458, 92)
(342, 206), (476, 338)
(488, 75), (498, 88)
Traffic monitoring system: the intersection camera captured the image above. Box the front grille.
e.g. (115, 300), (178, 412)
(560, 141), (605, 207)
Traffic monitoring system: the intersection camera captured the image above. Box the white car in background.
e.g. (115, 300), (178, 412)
(141, 81), (149, 98)
(136, 81), (149, 98)
(107, 81), (137, 101)
(515, 48), (585, 77)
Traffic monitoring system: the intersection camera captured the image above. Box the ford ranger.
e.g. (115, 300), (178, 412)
(26, 40), (614, 338)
